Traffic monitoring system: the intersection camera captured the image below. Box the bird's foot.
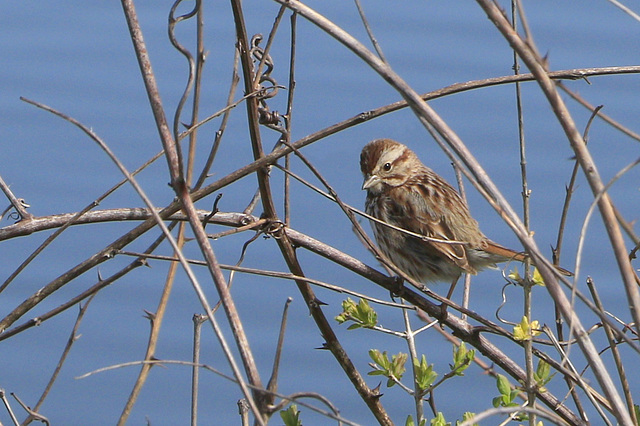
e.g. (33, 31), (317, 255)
(388, 275), (405, 299)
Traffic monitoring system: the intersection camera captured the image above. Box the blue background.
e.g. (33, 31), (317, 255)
(2, 1), (640, 424)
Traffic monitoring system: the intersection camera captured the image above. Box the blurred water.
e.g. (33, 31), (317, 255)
(1, 1), (640, 424)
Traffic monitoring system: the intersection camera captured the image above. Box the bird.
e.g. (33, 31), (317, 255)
(360, 138), (569, 289)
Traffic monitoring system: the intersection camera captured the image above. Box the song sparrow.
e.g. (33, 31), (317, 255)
(360, 138), (565, 285)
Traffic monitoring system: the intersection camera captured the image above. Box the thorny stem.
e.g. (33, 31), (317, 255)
(118, 224), (187, 424)
(274, 1), (633, 424)
(283, 11), (298, 226)
(477, 1), (637, 424)
(0, 202), (602, 425)
(587, 279), (638, 424)
(554, 105), (603, 422)
(266, 298), (293, 398)
(510, 3), (536, 425)
(231, 0), (391, 421)
(7, 2), (640, 422)
(123, 1), (207, 420)
(23, 297), (95, 425)
(229, 0), (277, 420)
(120, 1), (265, 423)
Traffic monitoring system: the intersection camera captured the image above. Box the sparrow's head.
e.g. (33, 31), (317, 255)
(360, 138), (421, 193)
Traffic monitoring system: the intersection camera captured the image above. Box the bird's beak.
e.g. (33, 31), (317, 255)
(362, 174), (380, 190)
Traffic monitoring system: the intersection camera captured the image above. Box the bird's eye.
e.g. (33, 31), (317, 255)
(383, 162), (392, 171)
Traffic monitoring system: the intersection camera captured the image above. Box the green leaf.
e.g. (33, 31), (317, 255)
(536, 359), (550, 379)
(513, 316), (541, 341)
(496, 374), (511, 397)
(507, 266), (522, 282)
(390, 352), (408, 381)
(430, 412), (449, 426)
(456, 412), (478, 426)
(452, 342), (466, 365)
(369, 349), (388, 368)
(451, 343), (475, 375)
(336, 298), (378, 328)
(513, 317), (528, 341)
(368, 350), (407, 387)
(494, 375), (521, 407)
(492, 396), (502, 408)
(355, 298), (378, 327)
(280, 404), (301, 426)
(532, 267), (546, 286)
(342, 298), (357, 311)
(405, 415), (415, 426)
(414, 355), (438, 390)
(533, 359), (554, 392)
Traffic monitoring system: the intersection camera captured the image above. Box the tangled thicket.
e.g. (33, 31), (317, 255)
(2, 1), (640, 425)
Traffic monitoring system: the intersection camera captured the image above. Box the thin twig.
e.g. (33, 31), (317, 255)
(605, 0), (640, 22)
(542, 325), (614, 425)
(586, 278), (637, 424)
(283, 11), (298, 226)
(553, 105), (603, 421)
(119, 222), (188, 422)
(167, 0), (199, 176)
(555, 105), (603, 265)
(0, 174), (33, 221)
(77, 359), (359, 425)
(23, 296), (96, 424)
(265, 298), (293, 400)
(557, 81), (640, 142)
(193, 49), (241, 189)
(121, 1), (265, 422)
(11, 393), (50, 426)
(191, 314), (207, 426)
(117, 251), (415, 309)
(0, 220), (178, 342)
(0, 136), (164, 294)
(475, 2), (637, 423)
(402, 300), (424, 422)
(354, 0), (387, 63)
(510, 4), (536, 424)
(0, 388), (20, 425)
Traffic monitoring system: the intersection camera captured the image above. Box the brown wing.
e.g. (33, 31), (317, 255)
(390, 172), (477, 274)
